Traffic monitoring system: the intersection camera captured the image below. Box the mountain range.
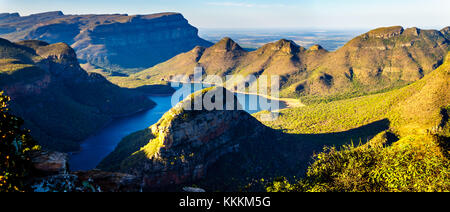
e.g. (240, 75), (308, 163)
(0, 11), (212, 73)
(116, 26), (449, 101)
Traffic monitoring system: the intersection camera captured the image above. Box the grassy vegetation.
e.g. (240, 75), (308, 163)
(0, 40), (47, 86)
(108, 76), (168, 88)
(132, 84), (176, 95)
(0, 65), (47, 86)
(257, 91), (405, 135)
(256, 52), (449, 136)
(0, 59), (34, 73)
(295, 81), (413, 104)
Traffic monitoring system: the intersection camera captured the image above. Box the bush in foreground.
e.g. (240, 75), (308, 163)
(0, 92), (40, 192)
(267, 137), (449, 192)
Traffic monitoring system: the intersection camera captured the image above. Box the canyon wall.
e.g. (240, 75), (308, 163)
(0, 38), (155, 151)
(0, 12), (212, 71)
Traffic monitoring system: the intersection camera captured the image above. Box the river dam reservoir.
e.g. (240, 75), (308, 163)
(69, 84), (282, 171)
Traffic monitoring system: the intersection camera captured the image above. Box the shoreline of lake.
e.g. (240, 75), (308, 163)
(165, 80), (305, 109)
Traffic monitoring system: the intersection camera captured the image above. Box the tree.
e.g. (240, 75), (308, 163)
(0, 92), (39, 192)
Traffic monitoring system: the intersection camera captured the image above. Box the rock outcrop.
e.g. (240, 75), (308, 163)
(31, 151), (69, 175)
(29, 151), (140, 192)
(308, 44), (326, 52)
(366, 26), (404, 39)
(0, 13), (20, 23)
(0, 38), (155, 151)
(0, 11), (212, 71)
(73, 170), (141, 192)
(99, 87), (271, 189)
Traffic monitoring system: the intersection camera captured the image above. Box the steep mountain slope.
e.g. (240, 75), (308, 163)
(302, 26), (448, 97)
(0, 38), (155, 151)
(0, 11), (212, 72)
(119, 26), (448, 100)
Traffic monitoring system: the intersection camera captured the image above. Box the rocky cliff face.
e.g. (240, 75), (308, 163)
(0, 11), (212, 72)
(366, 26), (404, 39)
(0, 38), (155, 151)
(99, 87), (271, 189)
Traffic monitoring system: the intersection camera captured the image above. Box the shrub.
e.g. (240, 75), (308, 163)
(0, 92), (40, 192)
(267, 139), (450, 192)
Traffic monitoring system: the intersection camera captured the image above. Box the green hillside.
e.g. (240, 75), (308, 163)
(256, 51), (450, 137)
(264, 52), (450, 192)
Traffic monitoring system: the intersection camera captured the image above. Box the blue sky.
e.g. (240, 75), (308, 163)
(0, 0), (448, 29)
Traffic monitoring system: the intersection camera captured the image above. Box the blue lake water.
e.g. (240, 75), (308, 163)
(69, 84), (282, 171)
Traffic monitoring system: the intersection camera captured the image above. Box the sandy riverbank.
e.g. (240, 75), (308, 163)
(232, 90), (304, 109)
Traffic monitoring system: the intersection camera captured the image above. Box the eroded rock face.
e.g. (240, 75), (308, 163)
(442, 27), (450, 40)
(0, 13), (20, 20)
(29, 151), (140, 192)
(0, 12), (212, 70)
(73, 170), (140, 192)
(112, 87), (269, 189)
(31, 172), (141, 192)
(31, 151), (69, 175)
(183, 187), (206, 192)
